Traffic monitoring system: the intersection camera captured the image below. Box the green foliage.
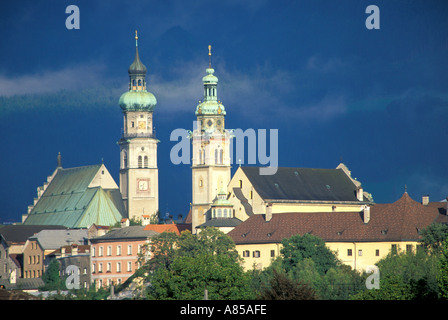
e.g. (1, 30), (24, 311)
(257, 269), (317, 300)
(437, 240), (448, 299)
(254, 234), (365, 300)
(40, 259), (65, 291)
(420, 223), (448, 255)
(144, 228), (254, 300)
(352, 249), (440, 300)
(280, 233), (339, 275)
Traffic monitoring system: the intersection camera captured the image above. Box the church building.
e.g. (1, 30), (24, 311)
(190, 46), (232, 233)
(118, 31), (159, 222)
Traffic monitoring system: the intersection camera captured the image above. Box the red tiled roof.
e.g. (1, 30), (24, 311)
(143, 223), (191, 235)
(228, 193), (448, 244)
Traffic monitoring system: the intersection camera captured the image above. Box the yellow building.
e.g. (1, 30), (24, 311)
(226, 164), (373, 223)
(228, 192), (448, 271)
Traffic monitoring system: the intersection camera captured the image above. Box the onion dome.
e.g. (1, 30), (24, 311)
(119, 30), (157, 112)
(195, 46), (226, 116)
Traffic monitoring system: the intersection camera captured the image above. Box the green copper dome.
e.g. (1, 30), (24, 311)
(195, 100), (225, 116)
(202, 68), (218, 83)
(119, 91), (157, 112)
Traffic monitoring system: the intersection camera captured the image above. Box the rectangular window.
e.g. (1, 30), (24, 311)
(375, 249), (380, 256)
(107, 246), (112, 256)
(243, 250), (250, 257)
(127, 261), (132, 272)
(347, 249), (352, 256)
(270, 250), (275, 258)
(391, 244), (398, 254)
(253, 251), (260, 258)
(128, 245), (132, 255)
(358, 249), (363, 256)
(107, 263), (111, 272)
(99, 246), (104, 257)
(117, 262), (121, 273)
(99, 263), (103, 273)
(117, 245), (122, 256)
(406, 244), (413, 253)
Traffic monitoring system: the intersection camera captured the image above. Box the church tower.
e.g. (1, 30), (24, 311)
(118, 31), (159, 221)
(191, 46), (232, 233)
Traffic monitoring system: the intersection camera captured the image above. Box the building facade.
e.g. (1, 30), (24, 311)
(90, 226), (158, 288)
(228, 193), (448, 271)
(118, 31), (159, 221)
(191, 46), (232, 233)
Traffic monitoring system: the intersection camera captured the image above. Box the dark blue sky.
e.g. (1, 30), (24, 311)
(1, 0), (448, 223)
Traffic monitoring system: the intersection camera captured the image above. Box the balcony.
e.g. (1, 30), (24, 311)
(120, 131), (157, 140)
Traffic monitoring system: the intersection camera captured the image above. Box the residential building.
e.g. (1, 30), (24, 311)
(52, 244), (92, 289)
(0, 225), (66, 284)
(90, 226), (159, 288)
(23, 229), (88, 279)
(228, 192), (448, 271)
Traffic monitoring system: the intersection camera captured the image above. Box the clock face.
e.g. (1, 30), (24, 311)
(138, 121), (146, 129)
(207, 119), (213, 127)
(137, 179), (149, 192)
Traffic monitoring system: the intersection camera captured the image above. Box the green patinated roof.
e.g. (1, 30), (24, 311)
(24, 165), (124, 228)
(195, 100), (226, 116)
(119, 90), (157, 112)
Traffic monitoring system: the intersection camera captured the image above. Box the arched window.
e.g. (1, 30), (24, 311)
(138, 79), (142, 86)
(217, 208), (222, 218)
(132, 79), (136, 87)
(219, 149), (223, 164)
(223, 208), (227, 218)
(144, 156), (148, 168)
(138, 156), (142, 168)
(215, 149), (218, 164)
(198, 149), (202, 165)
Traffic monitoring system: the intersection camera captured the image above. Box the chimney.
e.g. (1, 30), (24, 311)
(72, 244), (78, 256)
(363, 205), (371, 224)
(422, 195), (429, 206)
(266, 203), (272, 222)
(357, 186), (364, 201)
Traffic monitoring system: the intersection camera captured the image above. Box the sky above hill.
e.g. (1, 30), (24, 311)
(1, 0), (448, 222)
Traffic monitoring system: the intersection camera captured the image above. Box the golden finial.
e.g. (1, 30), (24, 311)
(135, 30), (138, 40)
(208, 45), (212, 68)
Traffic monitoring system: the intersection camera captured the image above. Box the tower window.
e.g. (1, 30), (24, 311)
(239, 180), (243, 188)
(123, 151), (128, 168)
(144, 156), (148, 168)
(215, 149), (218, 164)
(138, 79), (142, 86)
(138, 156), (142, 168)
(219, 149), (223, 164)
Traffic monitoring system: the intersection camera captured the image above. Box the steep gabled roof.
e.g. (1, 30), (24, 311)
(228, 193), (447, 244)
(24, 165), (124, 228)
(240, 166), (370, 203)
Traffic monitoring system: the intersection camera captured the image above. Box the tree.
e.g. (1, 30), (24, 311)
(144, 227), (254, 300)
(40, 259), (65, 291)
(437, 240), (448, 299)
(420, 223), (448, 254)
(257, 269), (317, 300)
(280, 233), (339, 275)
(352, 249), (440, 300)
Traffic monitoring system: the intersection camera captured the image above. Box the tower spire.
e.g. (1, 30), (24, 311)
(135, 30), (138, 47)
(208, 45), (212, 68)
